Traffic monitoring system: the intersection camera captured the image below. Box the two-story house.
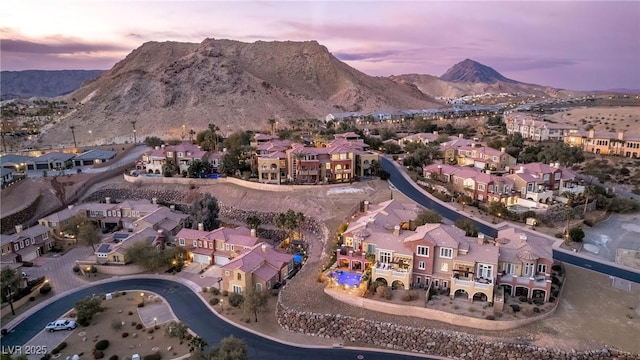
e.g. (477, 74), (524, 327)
(221, 242), (294, 294)
(494, 227), (554, 302)
(453, 144), (516, 171)
(175, 226), (261, 265)
(0, 224), (53, 262)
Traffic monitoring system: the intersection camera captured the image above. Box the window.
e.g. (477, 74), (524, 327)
(256, 283), (262, 292)
(477, 264), (493, 279)
(524, 263), (534, 277)
(543, 174), (550, 181)
(416, 246), (429, 257)
(225, 243), (230, 251)
(193, 240), (197, 247)
(478, 184), (485, 191)
(179, 238), (185, 246)
(266, 281), (271, 289)
(554, 172), (561, 180)
(237, 273), (242, 280)
(418, 261), (426, 270)
(502, 263), (515, 275)
(537, 264), (547, 274)
(208, 242), (213, 249)
(439, 247), (453, 259)
(527, 183), (533, 192)
(225, 270), (230, 276)
(378, 251), (392, 264)
(232, 285), (242, 294)
(198, 241), (202, 248)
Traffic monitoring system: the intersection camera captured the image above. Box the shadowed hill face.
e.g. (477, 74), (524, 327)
(439, 59), (517, 84)
(39, 38), (442, 147)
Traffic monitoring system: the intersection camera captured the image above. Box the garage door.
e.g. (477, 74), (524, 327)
(193, 254), (210, 264)
(214, 255), (230, 266)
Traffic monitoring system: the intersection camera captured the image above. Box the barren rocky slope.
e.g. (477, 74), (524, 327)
(39, 39), (442, 146)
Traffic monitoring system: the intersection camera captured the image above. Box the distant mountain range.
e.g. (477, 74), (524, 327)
(4, 39), (586, 146)
(0, 70), (104, 101)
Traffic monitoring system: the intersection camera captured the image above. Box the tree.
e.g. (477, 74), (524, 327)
(267, 118), (276, 135)
(275, 209), (303, 241)
(488, 201), (509, 218)
(189, 193), (220, 231)
(209, 336), (248, 360)
(568, 227), (585, 243)
(382, 142), (402, 154)
(78, 222), (100, 251)
(245, 215), (261, 230)
(74, 296), (104, 326)
(188, 337), (208, 353)
(165, 321), (189, 340)
(414, 209), (442, 226)
(69, 125), (77, 148)
(162, 159), (179, 177)
(582, 185), (597, 217)
(187, 159), (212, 178)
(0, 267), (21, 303)
(219, 148), (243, 176)
(63, 216), (84, 237)
(454, 219), (478, 237)
(208, 123), (221, 151)
(124, 242), (167, 271)
(242, 287), (269, 323)
(144, 136), (163, 148)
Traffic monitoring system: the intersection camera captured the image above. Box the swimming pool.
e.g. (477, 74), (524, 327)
(331, 271), (362, 286)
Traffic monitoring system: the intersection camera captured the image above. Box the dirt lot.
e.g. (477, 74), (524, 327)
(547, 106), (640, 135)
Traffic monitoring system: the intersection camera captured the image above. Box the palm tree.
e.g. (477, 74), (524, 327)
(267, 118), (276, 135)
(69, 125), (77, 148)
(208, 124), (220, 151)
(189, 129), (196, 143)
(582, 185), (597, 217)
(131, 120), (137, 144)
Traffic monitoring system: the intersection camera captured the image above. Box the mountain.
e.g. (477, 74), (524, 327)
(391, 59), (579, 99)
(39, 39), (442, 146)
(439, 59), (517, 83)
(0, 70), (105, 101)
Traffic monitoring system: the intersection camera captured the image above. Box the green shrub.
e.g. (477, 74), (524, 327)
(210, 287), (220, 296)
(73, 265), (80, 273)
(376, 286), (392, 300)
(533, 307), (541, 313)
(401, 290), (419, 301)
(485, 315), (495, 320)
(142, 352), (161, 360)
(519, 296), (528, 302)
(135, 324), (143, 330)
(111, 319), (123, 330)
(137, 303), (144, 308)
(122, 332), (129, 338)
(209, 298), (220, 306)
(222, 290), (229, 297)
(93, 350), (104, 359)
(109, 356), (118, 360)
(40, 284), (52, 294)
(95, 340), (109, 351)
(510, 304), (520, 312)
(228, 293), (244, 307)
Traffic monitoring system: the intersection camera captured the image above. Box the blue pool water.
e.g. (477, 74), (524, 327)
(331, 271), (362, 286)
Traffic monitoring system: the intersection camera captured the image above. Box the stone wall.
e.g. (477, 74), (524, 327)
(0, 195), (41, 234)
(275, 301), (635, 359)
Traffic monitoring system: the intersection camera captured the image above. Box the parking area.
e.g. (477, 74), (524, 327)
(583, 213), (640, 264)
(23, 321), (75, 360)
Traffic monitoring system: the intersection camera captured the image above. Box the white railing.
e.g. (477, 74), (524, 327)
(474, 282), (491, 289)
(374, 269), (391, 276)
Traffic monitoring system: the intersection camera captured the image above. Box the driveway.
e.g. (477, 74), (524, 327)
(22, 247), (94, 294)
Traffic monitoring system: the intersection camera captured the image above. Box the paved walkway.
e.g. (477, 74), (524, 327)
(23, 247), (94, 294)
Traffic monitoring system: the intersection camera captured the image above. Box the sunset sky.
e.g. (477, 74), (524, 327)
(2, 1), (639, 91)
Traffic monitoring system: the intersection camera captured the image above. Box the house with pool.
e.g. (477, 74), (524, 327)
(333, 200), (555, 304)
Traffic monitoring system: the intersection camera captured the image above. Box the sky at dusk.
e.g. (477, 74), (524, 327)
(2, 1), (639, 91)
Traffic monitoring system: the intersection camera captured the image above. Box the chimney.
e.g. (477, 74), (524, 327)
(437, 165), (442, 175)
(458, 133), (463, 139)
(198, 223), (204, 231)
(477, 233), (485, 245)
(588, 129), (595, 138)
(105, 197), (111, 204)
(261, 244), (267, 253)
(15, 224), (23, 233)
(170, 204), (175, 210)
(250, 228), (257, 237)
(433, 131), (439, 136)
(68, 205), (74, 209)
(364, 201), (369, 212)
(517, 165), (524, 174)
(617, 131), (624, 141)
(152, 197), (157, 205)
(393, 225), (400, 236)
(155, 146), (160, 150)
(500, 147), (506, 153)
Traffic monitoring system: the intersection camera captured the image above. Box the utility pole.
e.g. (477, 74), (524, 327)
(69, 125), (77, 148)
(6, 287), (15, 316)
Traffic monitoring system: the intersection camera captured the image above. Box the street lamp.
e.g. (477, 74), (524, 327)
(6, 287), (15, 315)
(131, 121), (137, 144)
(153, 317), (157, 327)
(140, 292), (145, 305)
(219, 299), (224, 312)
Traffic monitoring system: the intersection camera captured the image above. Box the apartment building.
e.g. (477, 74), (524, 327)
(505, 112), (577, 141)
(175, 226), (261, 265)
(137, 142), (209, 174)
(565, 129), (640, 158)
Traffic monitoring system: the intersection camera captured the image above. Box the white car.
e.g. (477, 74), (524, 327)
(45, 319), (77, 332)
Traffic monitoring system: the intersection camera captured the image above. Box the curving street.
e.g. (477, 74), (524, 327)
(380, 157), (498, 238)
(2, 278), (436, 360)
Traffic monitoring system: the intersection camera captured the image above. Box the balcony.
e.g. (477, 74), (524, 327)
(560, 184), (585, 194)
(526, 189), (553, 203)
(497, 273), (550, 287)
(451, 276), (493, 290)
(371, 262), (412, 288)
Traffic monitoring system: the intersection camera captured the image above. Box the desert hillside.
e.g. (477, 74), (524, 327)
(0, 70), (104, 100)
(37, 39), (442, 147)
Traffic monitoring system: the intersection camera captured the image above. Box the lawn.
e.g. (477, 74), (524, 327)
(50, 291), (190, 360)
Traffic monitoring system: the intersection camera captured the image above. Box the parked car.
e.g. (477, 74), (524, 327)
(45, 319), (77, 332)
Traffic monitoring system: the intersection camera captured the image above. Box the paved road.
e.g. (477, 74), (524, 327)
(380, 157), (498, 238)
(24, 247), (94, 294)
(582, 213), (640, 261)
(1, 278), (436, 360)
